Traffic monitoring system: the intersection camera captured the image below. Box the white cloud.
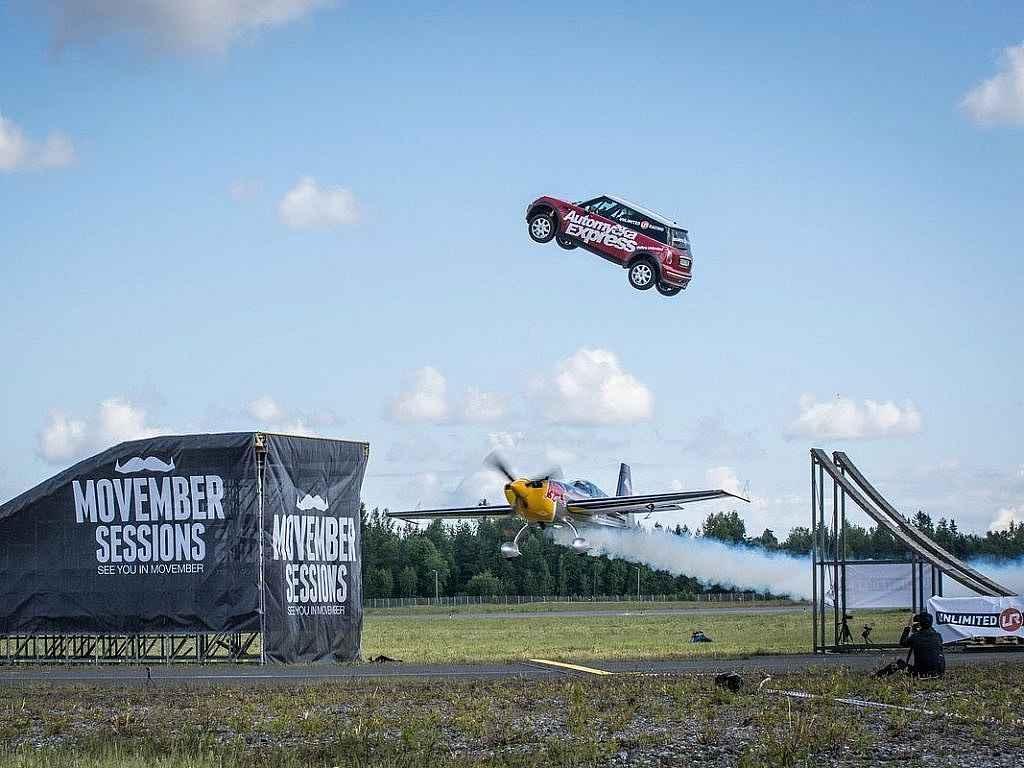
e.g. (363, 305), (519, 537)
(705, 466), (745, 497)
(391, 367), (449, 423)
(279, 177), (359, 229)
(38, 412), (88, 463)
(0, 114), (76, 172)
(989, 506), (1022, 533)
(401, 468), (506, 512)
(788, 394), (922, 440)
(390, 369), (505, 424)
(245, 394), (332, 437)
(461, 387), (506, 423)
(247, 395), (284, 423)
(45, 0), (335, 53)
(37, 398), (162, 463)
(535, 348), (653, 425)
(961, 42), (1024, 125)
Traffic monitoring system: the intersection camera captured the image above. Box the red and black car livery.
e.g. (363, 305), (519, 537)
(526, 194), (692, 296)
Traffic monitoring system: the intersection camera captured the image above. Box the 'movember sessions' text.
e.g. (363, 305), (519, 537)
(272, 512), (357, 616)
(73, 474), (224, 575)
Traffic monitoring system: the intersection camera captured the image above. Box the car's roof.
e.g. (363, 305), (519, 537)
(604, 194), (684, 229)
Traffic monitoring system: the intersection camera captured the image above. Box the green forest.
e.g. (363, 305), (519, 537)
(360, 506), (1024, 599)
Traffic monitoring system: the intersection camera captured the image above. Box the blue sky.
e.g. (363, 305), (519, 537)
(1, 1), (1022, 536)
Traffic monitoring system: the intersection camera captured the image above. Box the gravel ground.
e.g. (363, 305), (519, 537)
(2, 663), (1023, 766)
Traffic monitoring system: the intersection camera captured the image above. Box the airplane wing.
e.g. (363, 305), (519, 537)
(386, 504), (514, 522)
(566, 489), (747, 516)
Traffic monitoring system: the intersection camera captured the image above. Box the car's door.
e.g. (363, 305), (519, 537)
(572, 197), (637, 264)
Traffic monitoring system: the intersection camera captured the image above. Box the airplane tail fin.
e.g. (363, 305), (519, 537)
(616, 463), (632, 496)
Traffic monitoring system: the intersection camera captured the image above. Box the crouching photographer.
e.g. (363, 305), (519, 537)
(874, 612), (945, 679)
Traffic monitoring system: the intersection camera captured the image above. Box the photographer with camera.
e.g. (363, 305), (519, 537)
(874, 611), (945, 678)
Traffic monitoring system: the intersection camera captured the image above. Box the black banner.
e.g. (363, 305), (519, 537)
(261, 434), (367, 663)
(0, 433), (260, 634)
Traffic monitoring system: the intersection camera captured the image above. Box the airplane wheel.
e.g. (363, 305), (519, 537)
(656, 282), (682, 297)
(528, 212), (557, 243)
(628, 258), (657, 291)
(556, 234), (577, 250)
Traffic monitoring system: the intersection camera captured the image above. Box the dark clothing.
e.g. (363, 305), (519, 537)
(899, 626), (945, 677)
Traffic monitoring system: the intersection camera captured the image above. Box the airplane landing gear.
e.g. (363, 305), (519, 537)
(501, 522), (530, 559)
(564, 518), (591, 555)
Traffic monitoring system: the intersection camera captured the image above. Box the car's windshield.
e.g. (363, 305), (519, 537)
(670, 229), (690, 249)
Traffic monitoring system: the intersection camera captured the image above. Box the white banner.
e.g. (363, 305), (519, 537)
(928, 595), (1024, 643)
(824, 563), (914, 609)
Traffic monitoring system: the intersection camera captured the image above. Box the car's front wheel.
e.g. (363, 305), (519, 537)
(556, 234), (577, 250)
(528, 212), (557, 243)
(656, 282), (682, 297)
(627, 258), (658, 291)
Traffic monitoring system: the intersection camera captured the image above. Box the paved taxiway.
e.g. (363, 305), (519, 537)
(1, 651), (1018, 686)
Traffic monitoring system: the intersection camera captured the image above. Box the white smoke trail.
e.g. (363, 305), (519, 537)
(939, 559), (1024, 597)
(556, 526), (811, 599)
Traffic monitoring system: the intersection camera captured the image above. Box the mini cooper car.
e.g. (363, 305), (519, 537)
(525, 194), (692, 295)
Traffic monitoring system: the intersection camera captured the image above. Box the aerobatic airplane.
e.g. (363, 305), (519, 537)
(389, 455), (747, 558)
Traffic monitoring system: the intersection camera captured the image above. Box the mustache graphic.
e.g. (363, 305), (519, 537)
(296, 493), (329, 512)
(114, 456), (176, 474)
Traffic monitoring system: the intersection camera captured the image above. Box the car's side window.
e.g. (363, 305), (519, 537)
(581, 197), (619, 217)
(641, 221), (668, 244)
(598, 203), (670, 243)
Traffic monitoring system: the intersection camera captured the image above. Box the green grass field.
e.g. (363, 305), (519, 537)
(365, 598), (799, 615)
(361, 607), (908, 663)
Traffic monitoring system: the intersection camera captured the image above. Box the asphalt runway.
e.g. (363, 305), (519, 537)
(371, 606), (806, 621)
(2, 650), (1019, 686)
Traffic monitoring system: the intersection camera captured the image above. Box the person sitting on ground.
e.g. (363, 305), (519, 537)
(690, 630), (713, 643)
(874, 612), (945, 678)
(899, 611), (945, 677)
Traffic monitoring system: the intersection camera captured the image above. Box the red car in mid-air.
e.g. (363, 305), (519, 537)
(526, 194), (692, 296)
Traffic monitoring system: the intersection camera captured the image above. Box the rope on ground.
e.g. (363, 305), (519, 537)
(755, 676), (1024, 728)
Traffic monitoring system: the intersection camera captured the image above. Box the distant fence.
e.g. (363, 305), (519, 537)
(363, 591), (776, 609)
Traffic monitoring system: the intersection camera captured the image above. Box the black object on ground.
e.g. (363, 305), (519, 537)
(715, 672), (744, 692)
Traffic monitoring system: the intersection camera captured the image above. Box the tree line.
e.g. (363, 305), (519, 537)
(360, 506), (1024, 599)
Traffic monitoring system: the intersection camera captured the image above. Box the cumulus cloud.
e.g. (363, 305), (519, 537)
(247, 395), (284, 423)
(45, 0), (335, 53)
(390, 368), (505, 424)
(535, 348), (653, 425)
(961, 42), (1024, 125)
(0, 114), (76, 172)
(37, 398), (163, 463)
(787, 394), (922, 440)
(989, 506), (1023, 533)
(391, 367), (449, 423)
(279, 177), (359, 229)
(705, 466), (746, 497)
(401, 468), (506, 511)
(245, 394), (334, 436)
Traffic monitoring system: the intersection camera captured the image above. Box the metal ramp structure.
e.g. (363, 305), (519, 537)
(810, 449), (1014, 653)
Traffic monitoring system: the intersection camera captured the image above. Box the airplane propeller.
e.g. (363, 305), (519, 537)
(484, 452), (563, 511)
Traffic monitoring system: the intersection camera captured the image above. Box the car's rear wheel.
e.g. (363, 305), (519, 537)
(556, 234), (577, 250)
(656, 282), (682, 297)
(628, 258), (658, 291)
(528, 212), (557, 243)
